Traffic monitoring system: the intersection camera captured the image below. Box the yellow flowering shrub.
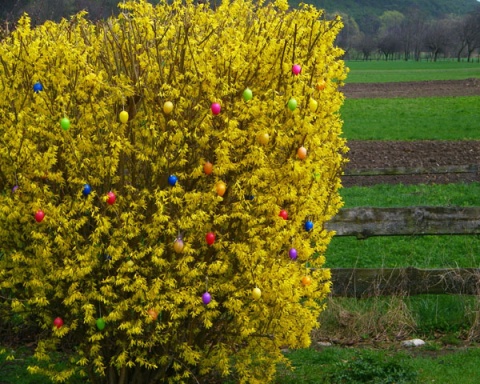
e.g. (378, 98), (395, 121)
(0, 0), (347, 382)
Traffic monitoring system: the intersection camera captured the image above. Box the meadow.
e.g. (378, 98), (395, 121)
(346, 60), (480, 83)
(342, 61), (480, 140)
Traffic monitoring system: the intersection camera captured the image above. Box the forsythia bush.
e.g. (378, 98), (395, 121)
(0, 0), (347, 382)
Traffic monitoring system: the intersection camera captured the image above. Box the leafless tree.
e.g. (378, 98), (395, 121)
(462, 7), (480, 61)
(354, 33), (377, 61)
(335, 12), (361, 58)
(398, 8), (427, 61)
(378, 28), (402, 60)
(424, 19), (455, 61)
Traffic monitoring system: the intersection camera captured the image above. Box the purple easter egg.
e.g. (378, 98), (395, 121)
(289, 248), (298, 260)
(202, 292), (211, 305)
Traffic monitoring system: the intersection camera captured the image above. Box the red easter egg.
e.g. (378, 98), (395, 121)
(35, 210), (45, 223)
(53, 317), (64, 329)
(206, 232), (215, 245)
(279, 210), (288, 220)
(106, 191), (116, 205)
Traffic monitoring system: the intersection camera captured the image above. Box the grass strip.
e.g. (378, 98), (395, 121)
(276, 346), (480, 384)
(341, 96), (480, 140)
(346, 60), (480, 83)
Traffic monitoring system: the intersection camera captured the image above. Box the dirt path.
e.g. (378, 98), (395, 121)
(342, 78), (480, 99)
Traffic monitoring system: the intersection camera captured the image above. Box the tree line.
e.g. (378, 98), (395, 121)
(1, 1), (480, 61)
(336, 6), (480, 61)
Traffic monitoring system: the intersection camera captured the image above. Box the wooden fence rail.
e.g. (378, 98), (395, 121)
(325, 205), (480, 297)
(325, 206), (480, 238)
(343, 164), (478, 177)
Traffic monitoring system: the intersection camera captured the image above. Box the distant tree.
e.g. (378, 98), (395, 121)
(354, 32), (377, 60)
(378, 30), (401, 60)
(357, 13), (381, 36)
(462, 6), (480, 61)
(335, 12), (361, 58)
(378, 10), (404, 37)
(398, 8), (427, 61)
(424, 19), (455, 61)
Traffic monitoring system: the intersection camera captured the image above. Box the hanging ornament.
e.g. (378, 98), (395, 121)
(163, 101), (174, 114)
(148, 309), (158, 321)
(173, 238), (184, 253)
(288, 98), (297, 111)
(243, 88), (253, 102)
(211, 103), (221, 115)
(60, 117), (70, 131)
(168, 175), (178, 186)
(309, 98), (318, 112)
(202, 291), (211, 305)
(279, 210), (288, 220)
(203, 161), (213, 175)
(301, 276), (312, 286)
(82, 184), (92, 196)
(304, 220), (314, 232)
(257, 132), (269, 145)
(119, 110), (129, 124)
(216, 181), (226, 197)
(252, 287), (262, 300)
(53, 317), (64, 329)
(297, 146), (307, 160)
(316, 80), (326, 91)
(106, 191), (116, 205)
(96, 317), (106, 331)
(34, 210), (45, 223)
(12, 185), (19, 193)
(33, 82), (43, 93)
(292, 64), (302, 75)
(206, 232), (215, 245)
(289, 248), (298, 260)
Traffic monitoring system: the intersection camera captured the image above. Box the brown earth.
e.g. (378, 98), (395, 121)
(341, 79), (480, 186)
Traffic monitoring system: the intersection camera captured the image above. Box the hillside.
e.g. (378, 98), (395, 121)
(298, 0), (479, 19)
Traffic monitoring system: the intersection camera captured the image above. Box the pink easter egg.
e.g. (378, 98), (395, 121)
(211, 103), (221, 115)
(292, 64), (302, 75)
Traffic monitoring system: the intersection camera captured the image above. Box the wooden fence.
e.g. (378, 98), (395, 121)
(325, 165), (480, 298)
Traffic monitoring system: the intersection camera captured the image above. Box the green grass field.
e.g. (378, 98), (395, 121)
(346, 60), (480, 83)
(275, 346), (480, 384)
(341, 96), (480, 140)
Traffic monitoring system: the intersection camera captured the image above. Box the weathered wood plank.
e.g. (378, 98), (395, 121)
(344, 164), (478, 176)
(330, 267), (480, 297)
(326, 206), (480, 238)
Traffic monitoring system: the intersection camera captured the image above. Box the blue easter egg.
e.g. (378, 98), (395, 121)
(304, 220), (314, 232)
(82, 184), (92, 196)
(33, 82), (43, 93)
(168, 175), (178, 186)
